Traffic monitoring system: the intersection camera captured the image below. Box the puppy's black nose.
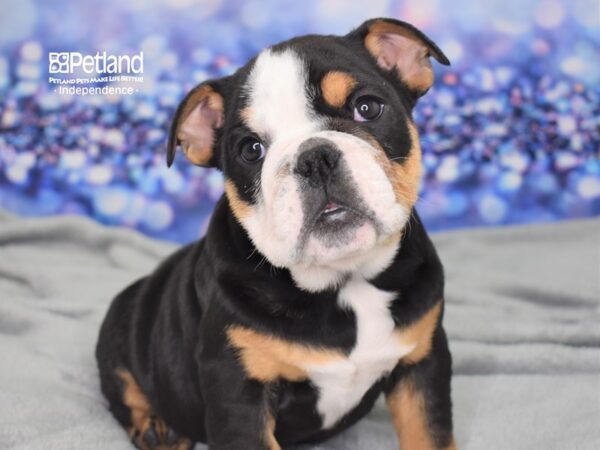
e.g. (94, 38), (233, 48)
(294, 145), (341, 187)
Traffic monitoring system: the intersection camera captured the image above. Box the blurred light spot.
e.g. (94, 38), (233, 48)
(94, 188), (130, 218)
(86, 165), (113, 185)
(555, 152), (580, 171)
(315, 0), (389, 33)
(444, 191), (469, 217)
(140, 35), (166, 58)
(557, 115), (577, 135)
(141, 201), (174, 231)
(241, 0), (272, 30)
(577, 176), (600, 199)
(401, 0), (439, 27)
(17, 63), (41, 79)
(532, 173), (558, 194)
(6, 164), (29, 185)
(498, 171), (523, 192)
(443, 73), (458, 86)
(478, 194), (507, 223)
(441, 40), (463, 63)
(60, 150), (87, 169)
(103, 129), (125, 149)
(163, 169), (185, 194)
(491, 17), (529, 35)
(0, 0), (36, 44)
(20, 41), (43, 61)
(2, 109), (20, 127)
(206, 170), (224, 200)
(121, 194), (146, 225)
(532, 38), (551, 56)
(534, 0), (565, 29)
(15, 151), (36, 169)
(500, 151), (529, 173)
(560, 56), (586, 77)
(436, 155), (460, 183)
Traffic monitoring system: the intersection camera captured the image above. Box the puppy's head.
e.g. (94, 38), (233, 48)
(167, 18), (449, 291)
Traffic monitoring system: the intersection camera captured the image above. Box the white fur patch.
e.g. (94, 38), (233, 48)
(244, 49), (319, 140)
(303, 276), (415, 428)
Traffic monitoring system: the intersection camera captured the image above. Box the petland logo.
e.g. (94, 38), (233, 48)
(49, 51), (144, 74)
(48, 51), (144, 96)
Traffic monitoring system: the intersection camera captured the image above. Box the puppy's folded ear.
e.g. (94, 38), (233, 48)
(349, 18), (450, 97)
(167, 79), (226, 168)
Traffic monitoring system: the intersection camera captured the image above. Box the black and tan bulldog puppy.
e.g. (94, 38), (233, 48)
(97, 17), (455, 450)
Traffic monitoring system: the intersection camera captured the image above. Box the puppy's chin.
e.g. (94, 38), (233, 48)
(288, 216), (407, 292)
(241, 207), (406, 292)
(288, 226), (403, 292)
(301, 221), (378, 266)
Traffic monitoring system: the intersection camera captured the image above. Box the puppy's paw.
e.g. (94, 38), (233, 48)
(129, 415), (192, 450)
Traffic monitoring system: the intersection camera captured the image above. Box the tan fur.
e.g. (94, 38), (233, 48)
(177, 85), (223, 166)
(265, 412), (281, 450)
(358, 123), (423, 208)
(397, 301), (442, 364)
(116, 368), (151, 433)
(364, 21), (434, 93)
(320, 71), (357, 108)
(445, 438), (458, 450)
(389, 123), (423, 208)
(386, 377), (436, 450)
(224, 179), (252, 221)
(227, 326), (344, 382)
(181, 85), (223, 118)
(240, 107), (254, 126)
(115, 369), (191, 450)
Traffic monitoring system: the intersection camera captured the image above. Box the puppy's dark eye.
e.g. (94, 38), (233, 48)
(353, 96), (384, 122)
(240, 139), (266, 163)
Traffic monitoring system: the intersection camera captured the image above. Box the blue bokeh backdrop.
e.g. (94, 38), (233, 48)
(0, 0), (598, 243)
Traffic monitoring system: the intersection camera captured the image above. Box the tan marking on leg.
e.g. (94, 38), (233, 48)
(116, 368), (151, 432)
(227, 326), (345, 382)
(396, 301), (442, 364)
(224, 179), (252, 221)
(445, 437), (458, 450)
(155, 417), (167, 441)
(115, 369), (191, 450)
(320, 71), (357, 108)
(387, 378), (435, 450)
(265, 411), (281, 450)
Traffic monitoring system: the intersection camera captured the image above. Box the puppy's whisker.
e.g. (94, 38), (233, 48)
(246, 247), (258, 260)
(254, 255), (267, 271)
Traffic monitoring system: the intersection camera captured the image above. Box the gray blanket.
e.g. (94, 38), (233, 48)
(0, 210), (598, 449)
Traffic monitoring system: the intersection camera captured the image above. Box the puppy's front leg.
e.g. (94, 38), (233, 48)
(199, 352), (280, 450)
(385, 325), (455, 450)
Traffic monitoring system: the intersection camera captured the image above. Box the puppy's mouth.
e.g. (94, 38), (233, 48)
(306, 197), (371, 236)
(318, 201), (348, 221)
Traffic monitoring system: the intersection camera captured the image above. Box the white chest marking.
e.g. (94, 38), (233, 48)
(303, 276), (415, 428)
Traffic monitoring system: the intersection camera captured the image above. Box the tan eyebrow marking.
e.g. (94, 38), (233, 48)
(321, 71), (357, 108)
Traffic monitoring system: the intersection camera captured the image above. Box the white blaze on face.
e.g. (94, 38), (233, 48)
(244, 49), (318, 139)
(237, 48), (410, 290)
